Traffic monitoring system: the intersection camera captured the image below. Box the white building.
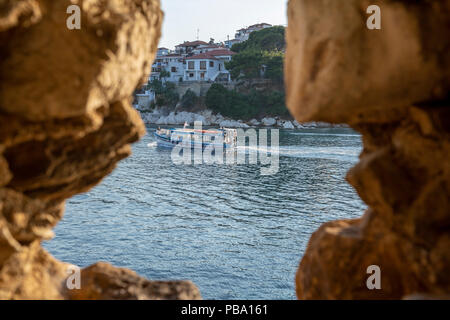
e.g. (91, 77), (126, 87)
(162, 54), (185, 82)
(175, 40), (209, 55)
(150, 39), (236, 84)
(229, 23), (273, 46)
(150, 53), (185, 83)
(224, 38), (241, 49)
(184, 50), (235, 82)
(157, 47), (170, 56)
(192, 44), (225, 55)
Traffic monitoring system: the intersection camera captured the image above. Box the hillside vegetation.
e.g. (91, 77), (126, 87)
(205, 26), (288, 119)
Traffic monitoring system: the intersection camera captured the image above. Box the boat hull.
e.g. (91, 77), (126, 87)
(154, 132), (234, 150)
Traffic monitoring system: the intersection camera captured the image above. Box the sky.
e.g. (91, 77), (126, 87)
(158, 0), (288, 49)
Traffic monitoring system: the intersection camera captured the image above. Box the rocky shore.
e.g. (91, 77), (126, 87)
(137, 107), (347, 129)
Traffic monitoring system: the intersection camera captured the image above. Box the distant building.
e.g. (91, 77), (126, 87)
(184, 49), (236, 82)
(175, 40), (209, 55)
(192, 44), (225, 55)
(150, 39), (236, 84)
(224, 38), (241, 49)
(157, 47), (170, 56)
(224, 23), (273, 49)
(234, 23), (272, 42)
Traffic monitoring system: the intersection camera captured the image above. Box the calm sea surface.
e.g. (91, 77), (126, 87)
(44, 126), (366, 299)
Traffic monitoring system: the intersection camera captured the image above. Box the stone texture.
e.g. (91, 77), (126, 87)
(285, 0), (450, 125)
(69, 262), (201, 300)
(286, 0), (450, 299)
(0, 0), (200, 299)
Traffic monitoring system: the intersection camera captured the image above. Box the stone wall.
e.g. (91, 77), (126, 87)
(0, 0), (200, 299)
(175, 81), (234, 97)
(286, 0), (450, 299)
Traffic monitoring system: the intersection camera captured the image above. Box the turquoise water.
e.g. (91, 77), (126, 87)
(43, 126), (366, 299)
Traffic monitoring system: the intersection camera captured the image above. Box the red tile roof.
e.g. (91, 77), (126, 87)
(176, 40), (209, 47)
(248, 23), (272, 29)
(196, 45), (221, 49)
(208, 50), (236, 56)
(185, 53), (219, 60)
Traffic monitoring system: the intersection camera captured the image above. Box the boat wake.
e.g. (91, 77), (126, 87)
(237, 145), (359, 161)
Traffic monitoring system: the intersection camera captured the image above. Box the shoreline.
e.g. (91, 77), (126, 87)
(136, 107), (348, 129)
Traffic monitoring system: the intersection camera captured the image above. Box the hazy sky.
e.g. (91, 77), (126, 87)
(159, 0), (288, 49)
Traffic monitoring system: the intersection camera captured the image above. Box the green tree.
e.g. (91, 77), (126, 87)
(225, 50), (264, 81)
(159, 69), (171, 80)
(231, 26), (285, 52)
(149, 79), (179, 108)
(180, 89), (198, 110)
(263, 51), (284, 83)
(205, 84), (229, 114)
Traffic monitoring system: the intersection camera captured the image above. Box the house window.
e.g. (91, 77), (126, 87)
(209, 61), (214, 67)
(200, 61), (206, 70)
(200, 73), (205, 79)
(188, 61), (195, 70)
(189, 73), (194, 78)
(171, 67), (177, 72)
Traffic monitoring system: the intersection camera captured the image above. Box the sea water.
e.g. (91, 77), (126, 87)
(43, 126), (366, 299)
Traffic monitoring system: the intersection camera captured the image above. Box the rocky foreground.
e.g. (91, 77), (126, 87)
(0, 0), (200, 299)
(0, 0), (448, 300)
(287, 0), (449, 299)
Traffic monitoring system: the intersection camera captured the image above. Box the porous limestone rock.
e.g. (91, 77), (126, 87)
(286, 0), (450, 299)
(69, 262), (201, 300)
(0, 0), (200, 300)
(286, 0), (450, 125)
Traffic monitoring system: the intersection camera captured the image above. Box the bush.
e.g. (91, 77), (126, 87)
(231, 26), (285, 53)
(180, 89), (198, 110)
(263, 51), (284, 84)
(227, 26), (285, 83)
(149, 79), (179, 109)
(205, 84), (288, 120)
(225, 50), (264, 81)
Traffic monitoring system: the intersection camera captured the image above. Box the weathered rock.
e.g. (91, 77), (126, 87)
(286, 0), (450, 125)
(286, 0), (450, 299)
(69, 262), (201, 300)
(0, 0), (200, 299)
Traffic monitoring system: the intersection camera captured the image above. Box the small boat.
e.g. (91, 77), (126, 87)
(154, 125), (237, 150)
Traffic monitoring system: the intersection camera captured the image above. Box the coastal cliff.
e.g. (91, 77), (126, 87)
(286, 0), (450, 299)
(0, 0), (200, 299)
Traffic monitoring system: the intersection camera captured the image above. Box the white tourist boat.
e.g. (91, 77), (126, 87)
(154, 125), (237, 150)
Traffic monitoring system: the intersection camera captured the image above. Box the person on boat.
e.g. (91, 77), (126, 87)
(184, 122), (188, 129)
